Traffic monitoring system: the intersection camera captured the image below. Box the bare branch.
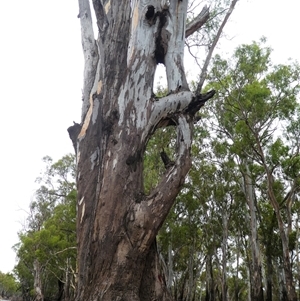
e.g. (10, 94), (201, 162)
(185, 5), (210, 38)
(51, 247), (77, 257)
(196, 0), (239, 94)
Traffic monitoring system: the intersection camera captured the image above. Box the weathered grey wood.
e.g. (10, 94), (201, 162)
(78, 0), (99, 121)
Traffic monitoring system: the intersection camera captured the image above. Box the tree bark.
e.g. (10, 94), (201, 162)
(265, 252), (273, 301)
(262, 212), (277, 301)
(242, 163), (264, 301)
(205, 253), (215, 301)
(33, 259), (44, 301)
(73, 1), (216, 300)
(221, 210), (228, 301)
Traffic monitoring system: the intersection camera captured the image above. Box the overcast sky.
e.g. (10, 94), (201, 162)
(0, 0), (299, 274)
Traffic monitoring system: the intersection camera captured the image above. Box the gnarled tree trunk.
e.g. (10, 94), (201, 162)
(68, 0), (236, 300)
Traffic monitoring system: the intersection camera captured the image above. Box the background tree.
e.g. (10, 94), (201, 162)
(207, 39), (300, 301)
(155, 39), (300, 301)
(14, 155), (77, 301)
(68, 1), (238, 300)
(0, 272), (19, 300)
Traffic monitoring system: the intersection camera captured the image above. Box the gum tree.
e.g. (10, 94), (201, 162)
(208, 40), (300, 301)
(68, 1), (238, 300)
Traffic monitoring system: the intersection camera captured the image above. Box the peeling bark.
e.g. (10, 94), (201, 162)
(69, 1), (233, 300)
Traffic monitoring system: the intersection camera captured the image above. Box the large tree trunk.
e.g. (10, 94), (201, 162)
(69, 1), (217, 300)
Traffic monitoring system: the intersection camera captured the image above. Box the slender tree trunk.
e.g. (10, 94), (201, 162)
(276, 259), (288, 301)
(253, 133), (297, 301)
(234, 234), (240, 301)
(64, 258), (71, 301)
(205, 254), (215, 301)
(70, 1), (217, 300)
(242, 164), (264, 301)
(167, 242), (174, 290)
(264, 214), (277, 301)
(266, 172), (297, 301)
(296, 217), (300, 301)
(221, 210), (228, 301)
(247, 267), (251, 301)
(265, 250), (273, 301)
(57, 279), (64, 301)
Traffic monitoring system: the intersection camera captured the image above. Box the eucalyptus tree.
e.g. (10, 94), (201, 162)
(68, 0), (238, 300)
(0, 272), (19, 300)
(14, 154), (77, 301)
(208, 39), (300, 301)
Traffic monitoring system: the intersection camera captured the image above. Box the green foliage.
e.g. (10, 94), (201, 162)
(206, 38), (300, 299)
(268, 138), (289, 165)
(144, 126), (177, 193)
(14, 154), (77, 301)
(0, 272), (19, 298)
(152, 39), (300, 300)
